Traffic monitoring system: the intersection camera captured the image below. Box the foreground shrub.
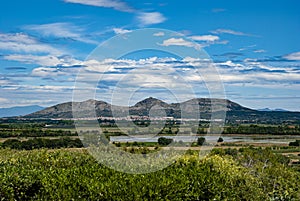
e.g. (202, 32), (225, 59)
(0, 148), (299, 200)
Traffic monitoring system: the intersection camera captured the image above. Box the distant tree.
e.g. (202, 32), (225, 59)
(197, 128), (206, 134)
(2, 139), (22, 149)
(197, 137), (206, 146)
(158, 137), (173, 146)
(289, 140), (300, 146)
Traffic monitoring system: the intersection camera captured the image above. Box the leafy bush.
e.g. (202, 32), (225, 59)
(217, 137), (224, 143)
(0, 148), (299, 200)
(1, 137), (83, 150)
(289, 140), (300, 146)
(158, 137), (173, 146)
(197, 137), (206, 146)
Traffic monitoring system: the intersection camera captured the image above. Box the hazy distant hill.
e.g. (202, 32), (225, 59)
(0, 105), (44, 118)
(258, 108), (289, 112)
(22, 97), (300, 124)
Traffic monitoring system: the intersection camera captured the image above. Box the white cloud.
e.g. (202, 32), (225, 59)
(0, 33), (35, 44)
(189, 35), (220, 42)
(0, 98), (8, 103)
(153, 32), (165, 37)
(211, 29), (251, 36)
(215, 60), (300, 84)
(2, 55), (300, 108)
(113, 28), (132, 35)
(64, 0), (134, 12)
(216, 40), (229, 45)
(0, 77), (16, 86)
(31, 67), (67, 77)
(284, 52), (300, 60)
(24, 22), (98, 44)
(4, 54), (80, 67)
(0, 33), (62, 55)
(218, 60), (244, 69)
(239, 44), (257, 51)
(253, 49), (266, 53)
(159, 38), (201, 49)
(137, 12), (166, 25)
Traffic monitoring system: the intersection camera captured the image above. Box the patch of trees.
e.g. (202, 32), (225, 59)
(197, 137), (206, 146)
(217, 137), (224, 142)
(0, 128), (77, 138)
(1, 137), (83, 150)
(196, 137), (223, 146)
(192, 125), (300, 135)
(158, 137), (173, 145)
(223, 125), (300, 135)
(289, 140), (300, 146)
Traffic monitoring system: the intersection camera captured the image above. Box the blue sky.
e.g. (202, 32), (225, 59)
(0, 0), (300, 111)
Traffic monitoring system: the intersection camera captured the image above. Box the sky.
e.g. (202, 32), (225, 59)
(0, 0), (300, 111)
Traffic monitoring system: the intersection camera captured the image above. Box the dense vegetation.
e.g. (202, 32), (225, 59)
(157, 137), (173, 145)
(223, 125), (300, 135)
(289, 140), (300, 146)
(0, 148), (299, 200)
(194, 124), (300, 135)
(0, 128), (76, 138)
(1, 137), (83, 150)
(0, 120), (299, 200)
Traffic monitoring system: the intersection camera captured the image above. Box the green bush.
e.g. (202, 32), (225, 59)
(0, 148), (299, 200)
(289, 140), (300, 146)
(197, 137), (206, 146)
(1, 137), (83, 150)
(158, 137), (173, 146)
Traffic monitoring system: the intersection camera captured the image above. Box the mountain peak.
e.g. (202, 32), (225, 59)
(18, 97), (300, 124)
(133, 97), (169, 108)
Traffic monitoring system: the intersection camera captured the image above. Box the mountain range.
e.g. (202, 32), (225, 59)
(23, 97), (250, 118)
(21, 97), (300, 124)
(0, 105), (44, 118)
(258, 108), (289, 112)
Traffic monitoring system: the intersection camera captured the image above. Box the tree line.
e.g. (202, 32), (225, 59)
(0, 128), (77, 138)
(0, 137), (83, 150)
(192, 125), (300, 135)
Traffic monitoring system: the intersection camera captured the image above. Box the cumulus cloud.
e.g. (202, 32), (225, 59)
(25, 55), (300, 86)
(64, 0), (134, 12)
(189, 35), (220, 42)
(0, 77), (16, 86)
(3, 54), (300, 107)
(284, 52), (300, 61)
(137, 12), (166, 25)
(159, 38), (201, 49)
(0, 97), (8, 103)
(3, 54), (80, 67)
(113, 28), (132, 35)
